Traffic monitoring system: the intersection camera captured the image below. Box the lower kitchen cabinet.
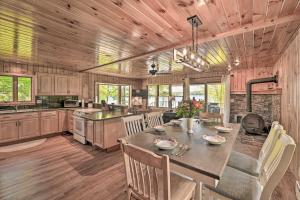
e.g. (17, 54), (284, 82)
(41, 112), (58, 135)
(94, 121), (104, 148)
(19, 118), (40, 139)
(0, 121), (19, 143)
(67, 110), (74, 133)
(58, 110), (68, 132)
(86, 120), (94, 143)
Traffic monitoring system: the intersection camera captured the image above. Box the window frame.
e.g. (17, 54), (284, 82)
(96, 82), (131, 106)
(0, 73), (36, 105)
(171, 84), (183, 109)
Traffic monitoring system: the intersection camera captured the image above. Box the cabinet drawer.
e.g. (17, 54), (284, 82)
(0, 114), (17, 121)
(18, 112), (39, 119)
(41, 111), (58, 117)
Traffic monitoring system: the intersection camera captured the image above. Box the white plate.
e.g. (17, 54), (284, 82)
(215, 126), (233, 133)
(155, 140), (177, 150)
(154, 125), (165, 132)
(203, 135), (226, 145)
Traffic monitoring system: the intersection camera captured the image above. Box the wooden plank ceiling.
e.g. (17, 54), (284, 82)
(0, 0), (300, 78)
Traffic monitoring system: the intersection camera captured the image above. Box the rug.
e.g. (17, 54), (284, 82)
(0, 138), (47, 153)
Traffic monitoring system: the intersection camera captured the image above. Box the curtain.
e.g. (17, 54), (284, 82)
(222, 75), (231, 124)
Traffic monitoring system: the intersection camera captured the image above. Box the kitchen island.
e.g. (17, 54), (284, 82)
(82, 111), (133, 151)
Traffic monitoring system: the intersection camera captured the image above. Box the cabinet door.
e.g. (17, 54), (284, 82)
(0, 121), (19, 143)
(67, 110), (74, 133)
(19, 118), (40, 139)
(38, 73), (54, 95)
(41, 116), (58, 135)
(68, 76), (80, 95)
(103, 118), (123, 148)
(58, 110), (67, 132)
(86, 121), (94, 143)
(55, 76), (69, 95)
(94, 121), (104, 148)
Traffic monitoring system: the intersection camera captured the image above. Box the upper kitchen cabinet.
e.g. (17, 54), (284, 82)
(37, 73), (81, 96)
(37, 73), (55, 95)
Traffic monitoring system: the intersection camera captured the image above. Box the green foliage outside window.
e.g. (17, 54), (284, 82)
(18, 77), (32, 101)
(0, 76), (13, 102)
(158, 85), (169, 96)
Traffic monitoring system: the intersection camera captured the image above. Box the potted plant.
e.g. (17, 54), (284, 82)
(176, 100), (203, 133)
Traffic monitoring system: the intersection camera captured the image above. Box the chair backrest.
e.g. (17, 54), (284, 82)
(259, 132), (296, 200)
(258, 122), (283, 163)
(122, 114), (145, 136)
(120, 139), (171, 200)
(145, 112), (164, 128)
(199, 112), (223, 122)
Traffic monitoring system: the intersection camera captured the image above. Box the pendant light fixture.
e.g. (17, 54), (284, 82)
(173, 15), (210, 71)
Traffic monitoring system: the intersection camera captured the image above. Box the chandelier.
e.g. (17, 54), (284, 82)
(173, 15), (210, 72)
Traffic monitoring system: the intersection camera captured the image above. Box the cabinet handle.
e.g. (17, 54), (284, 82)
(18, 121), (21, 126)
(16, 122), (18, 126)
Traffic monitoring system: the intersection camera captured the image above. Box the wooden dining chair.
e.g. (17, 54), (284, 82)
(204, 131), (296, 200)
(227, 121), (283, 176)
(122, 115), (146, 136)
(119, 139), (196, 200)
(145, 112), (164, 128)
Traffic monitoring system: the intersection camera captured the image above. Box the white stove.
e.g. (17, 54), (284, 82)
(73, 108), (101, 144)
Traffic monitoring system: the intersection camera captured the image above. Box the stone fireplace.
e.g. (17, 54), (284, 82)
(230, 94), (281, 125)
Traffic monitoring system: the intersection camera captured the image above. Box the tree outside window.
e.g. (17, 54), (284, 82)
(207, 83), (225, 113)
(147, 85), (157, 107)
(0, 76), (13, 102)
(158, 85), (169, 107)
(98, 83), (130, 105)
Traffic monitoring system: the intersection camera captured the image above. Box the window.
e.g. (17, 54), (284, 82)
(121, 85), (130, 105)
(97, 83), (131, 105)
(0, 75), (33, 103)
(0, 76), (13, 102)
(147, 85), (157, 107)
(18, 77), (32, 101)
(158, 85), (169, 107)
(171, 85), (183, 108)
(190, 84), (205, 101)
(207, 83), (225, 113)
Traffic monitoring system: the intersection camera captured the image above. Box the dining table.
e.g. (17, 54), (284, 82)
(123, 119), (241, 200)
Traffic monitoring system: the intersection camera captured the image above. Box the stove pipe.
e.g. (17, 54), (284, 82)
(246, 75), (278, 112)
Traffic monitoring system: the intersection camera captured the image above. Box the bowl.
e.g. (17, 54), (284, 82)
(154, 139), (177, 150)
(203, 135), (226, 145)
(215, 126), (233, 133)
(154, 125), (165, 132)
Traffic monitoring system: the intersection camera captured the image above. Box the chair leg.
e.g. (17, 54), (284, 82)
(127, 190), (132, 200)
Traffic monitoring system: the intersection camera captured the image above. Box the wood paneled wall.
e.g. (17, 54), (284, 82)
(0, 60), (143, 100)
(272, 29), (300, 178)
(230, 66), (280, 94)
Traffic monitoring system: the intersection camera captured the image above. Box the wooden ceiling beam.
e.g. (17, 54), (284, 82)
(80, 13), (300, 72)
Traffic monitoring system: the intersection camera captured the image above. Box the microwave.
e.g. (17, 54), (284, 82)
(64, 100), (79, 108)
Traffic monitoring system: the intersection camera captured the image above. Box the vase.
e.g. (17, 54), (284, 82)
(187, 118), (194, 134)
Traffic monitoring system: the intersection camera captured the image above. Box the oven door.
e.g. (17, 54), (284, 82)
(73, 116), (85, 136)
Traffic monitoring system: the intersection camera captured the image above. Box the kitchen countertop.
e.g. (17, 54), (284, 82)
(81, 111), (134, 121)
(0, 107), (79, 115)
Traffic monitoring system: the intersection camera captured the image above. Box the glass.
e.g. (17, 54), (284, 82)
(158, 85), (169, 107)
(18, 77), (32, 101)
(99, 84), (109, 102)
(171, 85), (183, 108)
(190, 84), (205, 101)
(207, 83), (225, 113)
(148, 85), (157, 106)
(121, 85), (130, 105)
(98, 84), (119, 104)
(0, 76), (13, 102)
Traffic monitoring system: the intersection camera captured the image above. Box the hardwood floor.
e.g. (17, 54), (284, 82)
(0, 133), (296, 200)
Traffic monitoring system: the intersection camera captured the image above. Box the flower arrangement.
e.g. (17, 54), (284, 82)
(176, 100), (204, 118)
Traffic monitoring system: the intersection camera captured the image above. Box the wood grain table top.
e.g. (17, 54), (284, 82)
(125, 120), (241, 180)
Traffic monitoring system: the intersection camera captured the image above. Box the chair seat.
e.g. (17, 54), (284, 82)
(205, 166), (262, 200)
(227, 151), (260, 176)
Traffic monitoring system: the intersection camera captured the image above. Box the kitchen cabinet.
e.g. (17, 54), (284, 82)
(0, 121), (19, 143)
(19, 118), (40, 139)
(67, 110), (74, 133)
(94, 121), (104, 148)
(40, 111), (58, 135)
(55, 76), (69, 95)
(86, 120), (94, 143)
(68, 76), (80, 95)
(37, 73), (54, 95)
(58, 110), (67, 132)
